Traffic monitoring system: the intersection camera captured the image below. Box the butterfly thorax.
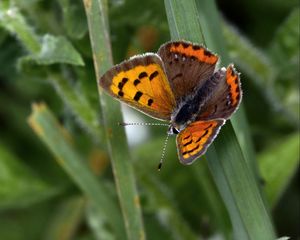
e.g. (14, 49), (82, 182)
(168, 68), (226, 135)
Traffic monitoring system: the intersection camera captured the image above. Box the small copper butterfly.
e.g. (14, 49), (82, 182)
(99, 40), (242, 165)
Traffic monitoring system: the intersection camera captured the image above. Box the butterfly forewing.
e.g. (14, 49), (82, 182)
(100, 54), (176, 121)
(176, 119), (225, 164)
(158, 41), (219, 101)
(197, 65), (242, 121)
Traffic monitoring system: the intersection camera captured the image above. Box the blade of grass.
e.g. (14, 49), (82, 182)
(258, 133), (300, 207)
(45, 196), (85, 240)
(28, 103), (125, 239)
(0, 143), (62, 209)
(192, 163), (231, 237)
(83, 0), (145, 239)
(164, 0), (276, 238)
(48, 73), (103, 141)
(140, 173), (199, 240)
(86, 200), (117, 240)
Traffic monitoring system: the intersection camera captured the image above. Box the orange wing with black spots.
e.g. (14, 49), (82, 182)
(99, 54), (176, 121)
(198, 64), (242, 121)
(177, 119), (225, 164)
(158, 41), (219, 101)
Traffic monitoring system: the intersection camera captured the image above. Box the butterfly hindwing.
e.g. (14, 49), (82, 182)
(176, 119), (225, 164)
(100, 53), (176, 121)
(197, 64), (242, 121)
(158, 40), (219, 101)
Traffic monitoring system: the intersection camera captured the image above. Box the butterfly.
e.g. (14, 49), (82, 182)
(99, 40), (242, 165)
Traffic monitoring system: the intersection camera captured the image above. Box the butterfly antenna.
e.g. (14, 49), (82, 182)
(157, 132), (171, 171)
(118, 122), (169, 127)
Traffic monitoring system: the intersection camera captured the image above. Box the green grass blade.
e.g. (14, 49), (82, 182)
(164, 0), (276, 238)
(192, 163), (231, 237)
(86, 201), (116, 240)
(259, 133), (300, 206)
(82, 0), (145, 239)
(45, 196), (85, 240)
(140, 174), (199, 240)
(48, 73), (103, 141)
(28, 103), (125, 239)
(0, 143), (62, 209)
(206, 124), (275, 239)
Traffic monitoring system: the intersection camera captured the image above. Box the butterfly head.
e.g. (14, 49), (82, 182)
(167, 122), (187, 135)
(168, 96), (200, 136)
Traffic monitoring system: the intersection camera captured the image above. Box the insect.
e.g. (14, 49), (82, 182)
(99, 40), (242, 167)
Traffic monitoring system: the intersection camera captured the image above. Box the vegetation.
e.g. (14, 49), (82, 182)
(0, 0), (298, 239)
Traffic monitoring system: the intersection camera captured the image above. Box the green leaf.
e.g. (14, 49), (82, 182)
(223, 21), (275, 87)
(192, 163), (231, 237)
(269, 8), (300, 63)
(259, 133), (300, 206)
(140, 174), (199, 240)
(48, 73), (103, 142)
(83, 0), (145, 239)
(0, 201), (56, 240)
(269, 8), (300, 119)
(0, 5), (84, 66)
(28, 103), (126, 239)
(27, 34), (84, 66)
(45, 196), (85, 240)
(86, 199), (116, 240)
(57, 0), (88, 39)
(0, 143), (61, 209)
(0, 4), (40, 53)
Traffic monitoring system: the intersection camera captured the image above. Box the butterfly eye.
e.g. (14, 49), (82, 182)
(172, 127), (180, 135)
(167, 125), (179, 135)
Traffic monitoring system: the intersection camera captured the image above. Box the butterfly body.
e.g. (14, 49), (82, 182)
(99, 41), (242, 165)
(170, 67), (226, 133)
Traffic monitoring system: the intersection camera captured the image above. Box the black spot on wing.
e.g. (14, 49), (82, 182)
(149, 71), (159, 80)
(118, 82), (124, 90)
(182, 42), (189, 48)
(147, 99), (153, 106)
(118, 77), (129, 90)
(133, 79), (141, 86)
(192, 45), (201, 50)
(139, 72), (148, 79)
(204, 49), (212, 57)
(134, 91), (143, 101)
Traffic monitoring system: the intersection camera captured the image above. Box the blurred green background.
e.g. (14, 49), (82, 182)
(0, 0), (299, 239)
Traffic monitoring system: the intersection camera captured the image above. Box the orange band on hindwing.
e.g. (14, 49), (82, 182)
(169, 42), (218, 65)
(226, 66), (241, 107)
